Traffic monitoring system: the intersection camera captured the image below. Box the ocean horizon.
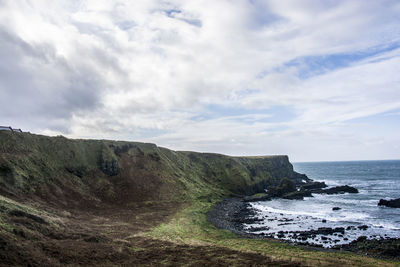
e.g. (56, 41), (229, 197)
(293, 159), (400, 164)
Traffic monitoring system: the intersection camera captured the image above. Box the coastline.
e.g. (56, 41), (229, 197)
(207, 197), (400, 261)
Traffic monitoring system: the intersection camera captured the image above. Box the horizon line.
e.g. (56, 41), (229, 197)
(293, 159), (400, 163)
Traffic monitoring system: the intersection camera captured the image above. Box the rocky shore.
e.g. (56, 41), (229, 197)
(207, 198), (256, 236)
(208, 197), (400, 261)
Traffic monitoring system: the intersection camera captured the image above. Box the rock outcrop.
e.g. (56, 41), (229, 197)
(312, 185), (358, 194)
(267, 178), (296, 197)
(300, 181), (327, 190)
(378, 198), (400, 208)
(282, 190), (313, 200)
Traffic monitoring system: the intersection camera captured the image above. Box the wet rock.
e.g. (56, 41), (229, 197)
(334, 227), (345, 234)
(277, 218), (293, 222)
(357, 225), (368, 230)
(378, 198), (400, 208)
(333, 236), (400, 259)
(332, 207), (341, 211)
(313, 185), (358, 194)
(248, 226), (270, 232)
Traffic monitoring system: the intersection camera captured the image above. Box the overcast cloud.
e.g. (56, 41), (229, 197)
(1, 0), (400, 161)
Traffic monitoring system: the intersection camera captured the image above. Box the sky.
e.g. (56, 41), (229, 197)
(1, 0), (400, 162)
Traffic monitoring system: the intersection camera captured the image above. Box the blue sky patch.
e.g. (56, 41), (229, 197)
(164, 9), (202, 27)
(258, 42), (400, 80)
(191, 104), (297, 124)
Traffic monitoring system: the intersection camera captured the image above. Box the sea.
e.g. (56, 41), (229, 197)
(245, 160), (400, 248)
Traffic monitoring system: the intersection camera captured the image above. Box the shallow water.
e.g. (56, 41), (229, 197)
(245, 160), (400, 247)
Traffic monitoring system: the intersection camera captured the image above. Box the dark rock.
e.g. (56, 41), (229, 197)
(313, 185), (358, 194)
(317, 227), (335, 235)
(243, 194), (271, 202)
(100, 159), (119, 176)
(357, 225), (368, 230)
(356, 236), (368, 242)
(248, 226), (270, 232)
(332, 207), (341, 211)
(378, 198), (400, 208)
(207, 198), (262, 235)
(300, 181), (327, 190)
(284, 227), (346, 238)
(334, 227), (345, 234)
(282, 190), (312, 200)
(267, 178), (296, 197)
(322, 219), (327, 223)
(277, 233), (285, 238)
(292, 172), (313, 185)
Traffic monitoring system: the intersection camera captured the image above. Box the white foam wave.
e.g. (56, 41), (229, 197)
(251, 203), (370, 223)
(371, 222), (400, 230)
(326, 212), (370, 222)
(252, 203), (323, 217)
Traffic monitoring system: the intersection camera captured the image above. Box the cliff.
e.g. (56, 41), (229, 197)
(0, 132), (393, 266)
(0, 131), (306, 207)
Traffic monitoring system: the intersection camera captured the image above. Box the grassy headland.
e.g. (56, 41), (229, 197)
(0, 131), (397, 266)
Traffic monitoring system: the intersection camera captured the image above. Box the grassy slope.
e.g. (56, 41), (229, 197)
(0, 131), (397, 266)
(0, 131), (298, 205)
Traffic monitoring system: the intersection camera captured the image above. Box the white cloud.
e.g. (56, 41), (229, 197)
(0, 0), (400, 160)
